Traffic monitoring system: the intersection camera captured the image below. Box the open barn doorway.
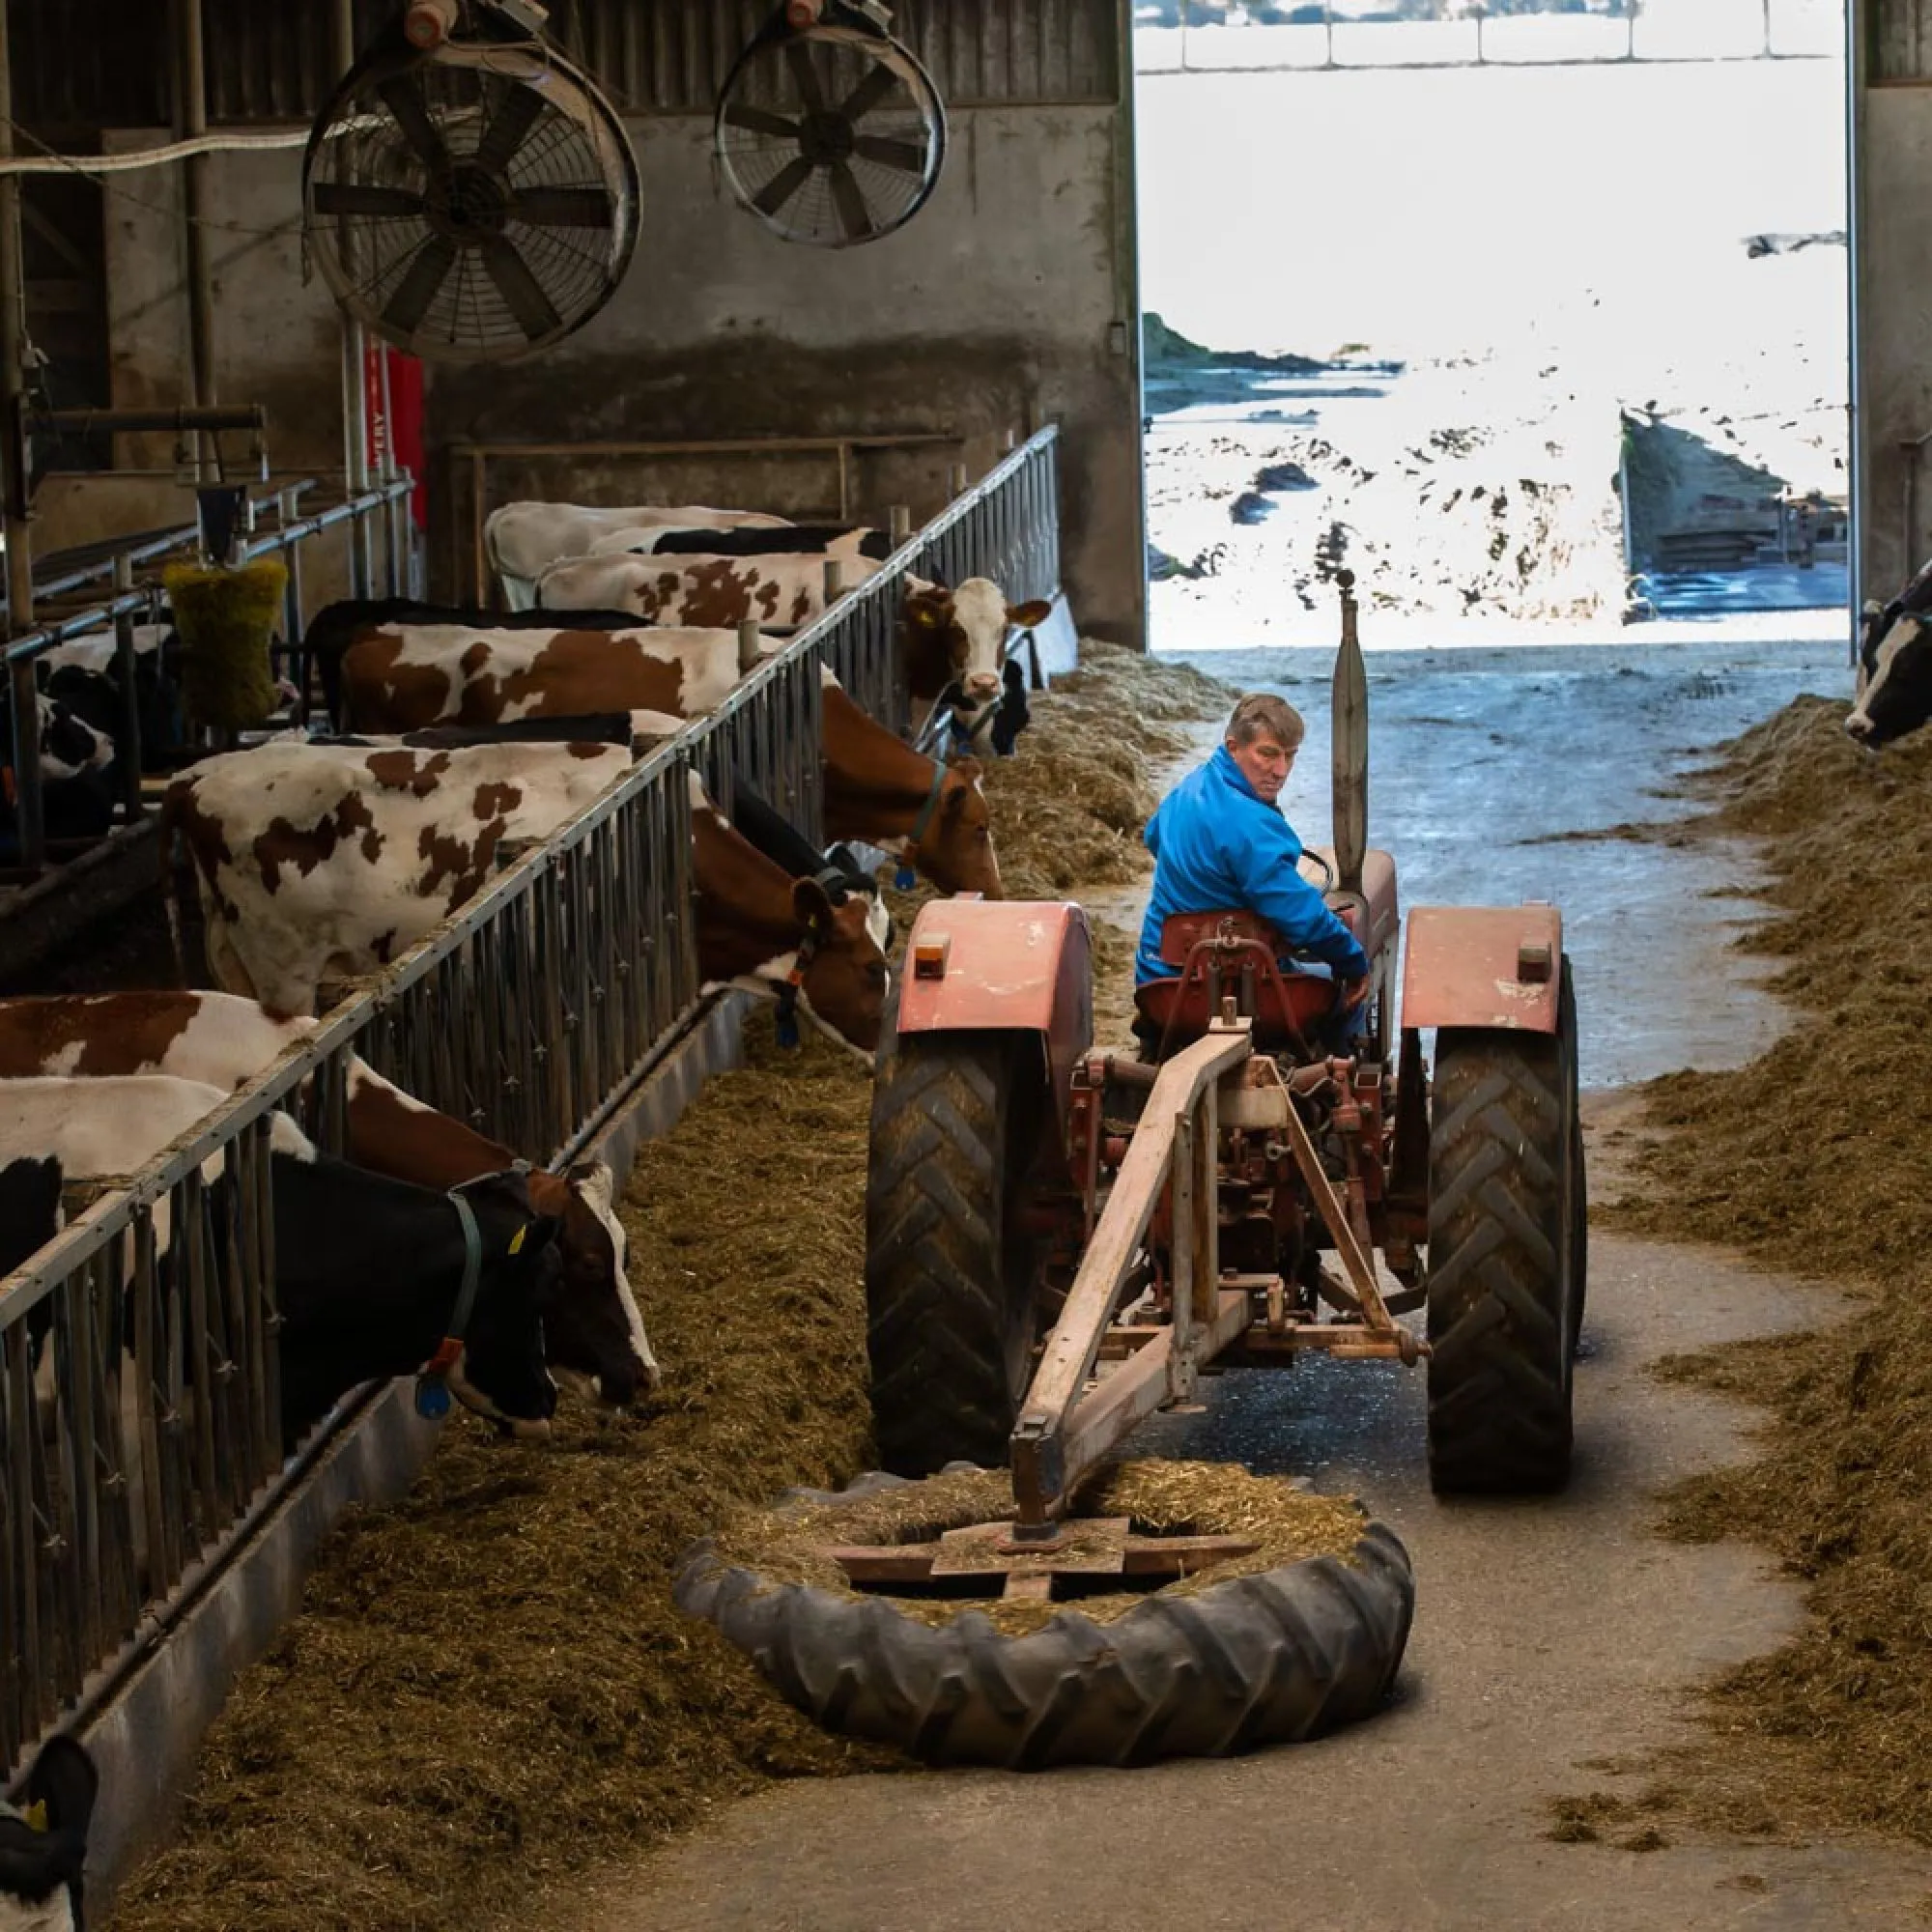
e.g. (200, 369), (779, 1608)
(1131, 0), (1852, 653)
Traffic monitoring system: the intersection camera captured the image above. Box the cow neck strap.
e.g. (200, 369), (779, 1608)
(895, 756), (948, 890)
(415, 1187), (490, 1419)
(774, 920), (825, 1050)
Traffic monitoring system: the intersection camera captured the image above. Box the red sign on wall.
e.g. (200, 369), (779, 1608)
(364, 340), (427, 530)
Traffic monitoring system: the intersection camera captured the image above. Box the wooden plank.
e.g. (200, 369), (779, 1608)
(828, 1532), (1264, 1586)
(930, 1516), (1131, 1578)
(1016, 1026), (1250, 1440)
(1332, 569), (1368, 895)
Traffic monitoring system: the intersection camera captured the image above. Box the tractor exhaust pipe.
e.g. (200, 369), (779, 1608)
(1332, 569), (1367, 896)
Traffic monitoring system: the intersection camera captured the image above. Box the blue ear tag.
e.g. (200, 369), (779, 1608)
(414, 1376), (452, 1422)
(775, 1013), (800, 1049)
(895, 865), (916, 891)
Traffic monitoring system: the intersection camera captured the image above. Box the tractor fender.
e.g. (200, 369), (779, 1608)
(895, 898), (1093, 1143)
(1400, 903), (1564, 1035)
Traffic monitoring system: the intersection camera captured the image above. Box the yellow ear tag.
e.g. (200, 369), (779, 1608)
(507, 1226), (526, 1256)
(21, 1800), (47, 1833)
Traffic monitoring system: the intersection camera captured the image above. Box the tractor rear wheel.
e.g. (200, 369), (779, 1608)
(865, 1021), (1048, 1476)
(1425, 958), (1581, 1493)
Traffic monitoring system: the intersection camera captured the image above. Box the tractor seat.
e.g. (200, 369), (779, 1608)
(1133, 910), (1339, 1060)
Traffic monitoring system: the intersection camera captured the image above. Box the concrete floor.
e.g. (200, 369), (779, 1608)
(565, 1196), (1932, 1932)
(560, 638), (1932, 1930)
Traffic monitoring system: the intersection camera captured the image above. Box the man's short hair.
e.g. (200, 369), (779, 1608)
(1225, 693), (1305, 753)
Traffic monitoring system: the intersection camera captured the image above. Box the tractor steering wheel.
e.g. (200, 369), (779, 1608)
(1300, 849), (1336, 893)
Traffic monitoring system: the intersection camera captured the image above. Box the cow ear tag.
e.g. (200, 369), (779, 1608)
(21, 1801), (46, 1833)
(507, 1225), (526, 1256)
(895, 865), (916, 889)
(414, 1377), (452, 1422)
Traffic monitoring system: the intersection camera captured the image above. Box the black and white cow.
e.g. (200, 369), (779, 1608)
(615, 525), (894, 567)
(0, 1735), (97, 1932)
(0, 691), (117, 850)
(1849, 558), (1932, 748)
(42, 622), (185, 775)
(0, 1154), (61, 1278)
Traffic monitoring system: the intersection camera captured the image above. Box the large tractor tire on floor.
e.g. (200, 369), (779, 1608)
(1426, 958), (1583, 1494)
(674, 1471), (1415, 1769)
(865, 1019), (1047, 1476)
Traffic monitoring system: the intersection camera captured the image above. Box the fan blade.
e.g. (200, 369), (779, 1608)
(723, 102), (803, 141)
(505, 187), (614, 228)
(785, 39), (827, 113)
(838, 60), (900, 124)
(383, 234), (458, 336)
(311, 181), (428, 219)
(829, 161), (876, 242)
(852, 133), (926, 175)
(481, 235), (562, 341)
(473, 83), (546, 178)
(751, 155), (816, 218)
(377, 72), (452, 177)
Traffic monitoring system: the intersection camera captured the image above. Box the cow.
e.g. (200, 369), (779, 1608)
(300, 599), (646, 725)
(822, 685), (1002, 898)
(162, 739), (634, 1016)
(312, 712), (681, 756)
(332, 624), (747, 735)
(42, 620), (185, 775)
(534, 550), (883, 630)
(162, 741), (892, 1050)
(0, 1735), (97, 1932)
(0, 1153), (61, 1277)
(902, 577), (1052, 757)
(486, 502), (791, 609)
(622, 524), (894, 566)
(729, 781), (887, 949)
(0, 690), (117, 849)
(0, 991), (656, 1405)
(0, 1074), (562, 1448)
(1848, 558), (1932, 748)
(690, 774), (888, 1061)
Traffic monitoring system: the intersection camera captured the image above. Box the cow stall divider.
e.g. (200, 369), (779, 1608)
(0, 422), (1063, 1800)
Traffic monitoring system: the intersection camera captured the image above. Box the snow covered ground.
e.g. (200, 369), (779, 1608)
(1135, 48), (1851, 650)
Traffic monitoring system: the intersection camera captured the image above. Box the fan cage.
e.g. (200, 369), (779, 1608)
(305, 44), (639, 364)
(716, 25), (946, 248)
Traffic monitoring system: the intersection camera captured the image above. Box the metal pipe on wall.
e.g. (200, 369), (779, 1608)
(173, 0), (217, 482)
(0, 0), (44, 869)
(333, 0), (373, 600)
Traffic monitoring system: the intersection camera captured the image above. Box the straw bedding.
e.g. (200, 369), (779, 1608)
(108, 641), (1243, 1928)
(1593, 694), (1932, 1845)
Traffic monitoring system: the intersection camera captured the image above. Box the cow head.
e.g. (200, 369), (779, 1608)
(1848, 564), (1932, 749)
(786, 876), (890, 1062)
(904, 577), (1051, 742)
(910, 758), (1004, 899)
(0, 1735), (97, 1931)
(441, 1169), (564, 1441)
(541, 1161), (660, 1407)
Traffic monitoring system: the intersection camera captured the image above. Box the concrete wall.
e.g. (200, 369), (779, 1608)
(1855, 80), (1932, 602)
(91, 93), (1146, 644)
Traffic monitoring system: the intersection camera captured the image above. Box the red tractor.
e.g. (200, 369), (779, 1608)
(863, 573), (1585, 1519)
(676, 574), (1585, 1769)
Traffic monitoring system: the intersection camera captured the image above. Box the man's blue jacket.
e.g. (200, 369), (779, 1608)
(1135, 745), (1371, 986)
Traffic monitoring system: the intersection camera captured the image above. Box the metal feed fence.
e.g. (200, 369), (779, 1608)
(3, 474), (416, 877)
(0, 422), (1061, 1785)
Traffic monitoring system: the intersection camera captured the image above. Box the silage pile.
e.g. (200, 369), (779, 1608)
(710, 1459), (1366, 1638)
(110, 1019), (893, 1932)
(1603, 693), (1932, 1843)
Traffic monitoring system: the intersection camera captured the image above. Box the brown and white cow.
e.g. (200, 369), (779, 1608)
(163, 741), (890, 1048)
(329, 624), (1001, 898)
(901, 577), (1052, 757)
(823, 686), (1003, 899)
(487, 502), (791, 609)
(163, 739), (634, 1017)
(334, 623), (747, 735)
(689, 775), (888, 1061)
(0, 990), (656, 1404)
(534, 551), (883, 630)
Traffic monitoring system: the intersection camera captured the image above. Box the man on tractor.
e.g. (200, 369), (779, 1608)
(1135, 693), (1372, 1044)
